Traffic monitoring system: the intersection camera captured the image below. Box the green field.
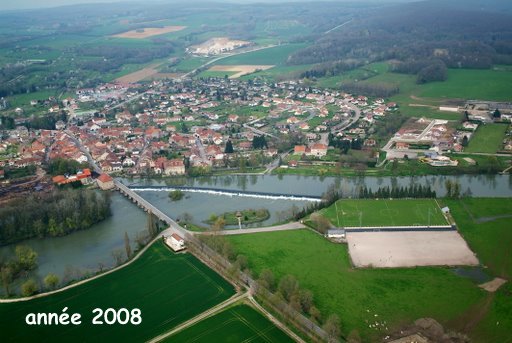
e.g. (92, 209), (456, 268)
(227, 229), (484, 341)
(164, 304), (294, 342)
(320, 199), (448, 227)
(441, 198), (512, 279)
(0, 241), (235, 342)
(215, 44), (308, 66)
(465, 124), (509, 153)
(439, 198), (512, 342)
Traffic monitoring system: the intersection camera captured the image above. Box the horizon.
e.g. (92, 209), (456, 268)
(1, 0), (418, 12)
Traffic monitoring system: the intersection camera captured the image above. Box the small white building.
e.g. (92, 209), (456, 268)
(165, 233), (186, 252)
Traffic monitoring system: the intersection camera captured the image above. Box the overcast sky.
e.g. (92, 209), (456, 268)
(1, 0), (413, 11)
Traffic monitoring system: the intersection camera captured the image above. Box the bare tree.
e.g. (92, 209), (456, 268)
(124, 232), (132, 259)
(323, 314), (341, 343)
(111, 248), (124, 266)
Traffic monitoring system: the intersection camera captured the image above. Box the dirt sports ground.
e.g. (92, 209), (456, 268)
(112, 26), (186, 39)
(208, 65), (274, 78)
(347, 231), (479, 268)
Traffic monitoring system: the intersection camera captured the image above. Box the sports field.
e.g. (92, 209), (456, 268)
(164, 304), (294, 342)
(465, 124), (509, 153)
(320, 199), (448, 227)
(227, 229), (484, 341)
(0, 241), (235, 342)
(215, 43), (307, 66)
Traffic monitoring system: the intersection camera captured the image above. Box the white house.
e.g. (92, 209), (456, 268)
(165, 233), (186, 252)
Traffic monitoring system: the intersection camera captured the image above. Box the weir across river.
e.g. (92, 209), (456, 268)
(115, 180), (187, 236)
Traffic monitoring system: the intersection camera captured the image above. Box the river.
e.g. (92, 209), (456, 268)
(1, 174), (511, 289)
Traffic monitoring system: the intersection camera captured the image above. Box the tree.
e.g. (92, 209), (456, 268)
(124, 232), (132, 259)
(312, 214), (331, 234)
(147, 210), (157, 237)
(445, 180), (453, 198)
(1, 265), (13, 296)
(493, 108), (501, 119)
(15, 245), (38, 271)
(236, 254), (248, 271)
(225, 140), (234, 154)
(43, 273), (59, 290)
(21, 278), (39, 297)
(111, 249), (124, 266)
(323, 314), (341, 343)
(461, 135), (469, 147)
(278, 274), (299, 302)
(310, 305), (322, 324)
(300, 289), (314, 313)
(259, 269), (276, 292)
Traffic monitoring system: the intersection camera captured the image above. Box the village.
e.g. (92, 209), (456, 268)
(1, 77), (511, 187)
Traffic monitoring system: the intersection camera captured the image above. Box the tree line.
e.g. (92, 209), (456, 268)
(0, 189), (111, 245)
(358, 185), (437, 199)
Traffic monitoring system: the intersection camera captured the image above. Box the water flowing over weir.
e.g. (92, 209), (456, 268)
(129, 186), (323, 202)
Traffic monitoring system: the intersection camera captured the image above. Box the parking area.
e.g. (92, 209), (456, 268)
(347, 231), (479, 268)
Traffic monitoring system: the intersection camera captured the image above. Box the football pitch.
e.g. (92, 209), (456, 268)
(164, 304), (294, 342)
(321, 199), (448, 227)
(0, 241), (235, 343)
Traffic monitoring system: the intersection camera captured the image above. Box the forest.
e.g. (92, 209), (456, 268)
(0, 189), (111, 245)
(288, 0), (512, 84)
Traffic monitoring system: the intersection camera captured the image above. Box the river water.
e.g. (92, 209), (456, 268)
(1, 174), (511, 287)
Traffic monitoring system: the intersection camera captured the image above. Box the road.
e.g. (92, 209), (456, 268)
(195, 137), (209, 163)
(243, 123), (280, 139)
(148, 293), (249, 343)
(331, 99), (361, 133)
(199, 221), (306, 236)
(65, 130), (102, 173)
(324, 18), (354, 34)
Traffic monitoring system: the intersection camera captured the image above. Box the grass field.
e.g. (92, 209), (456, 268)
(164, 304), (294, 342)
(0, 241), (235, 342)
(439, 198), (512, 343)
(227, 229), (484, 341)
(465, 124), (509, 153)
(440, 198), (512, 279)
(320, 199), (448, 227)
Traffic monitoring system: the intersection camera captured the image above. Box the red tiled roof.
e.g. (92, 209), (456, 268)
(98, 174), (113, 183)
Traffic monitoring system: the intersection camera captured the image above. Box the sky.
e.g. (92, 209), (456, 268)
(0, 0), (415, 11)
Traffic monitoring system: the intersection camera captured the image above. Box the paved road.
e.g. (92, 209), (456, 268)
(65, 130), (102, 173)
(199, 222), (306, 236)
(243, 123), (280, 139)
(331, 99), (361, 133)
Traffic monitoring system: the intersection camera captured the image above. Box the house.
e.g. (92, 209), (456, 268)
(441, 207), (450, 214)
(0, 169), (5, 179)
(164, 159), (186, 175)
(310, 143), (328, 157)
(165, 233), (186, 252)
(294, 145), (307, 155)
(97, 173), (115, 190)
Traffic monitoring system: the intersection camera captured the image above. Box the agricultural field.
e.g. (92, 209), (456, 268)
(227, 229), (485, 341)
(205, 65), (274, 79)
(465, 124), (509, 154)
(163, 304), (294, 343)
(319, 199), (448, 227)
(111, 26), (186, 39)
(0, 241), (235, 342)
